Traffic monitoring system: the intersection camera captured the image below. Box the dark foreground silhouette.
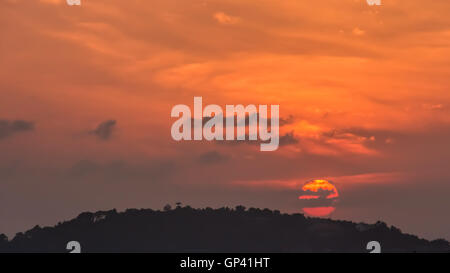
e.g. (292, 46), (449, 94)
(0, 206), (448, 253)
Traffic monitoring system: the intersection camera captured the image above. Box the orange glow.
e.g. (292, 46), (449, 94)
(2, 0), (450, 240)
(299, 195), (320, 200)
(302, 207), (336, 217)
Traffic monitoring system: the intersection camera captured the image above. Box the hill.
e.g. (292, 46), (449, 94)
(0, 206), (448, 253)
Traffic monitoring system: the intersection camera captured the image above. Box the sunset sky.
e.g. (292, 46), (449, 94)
(1, 0), (450, 240)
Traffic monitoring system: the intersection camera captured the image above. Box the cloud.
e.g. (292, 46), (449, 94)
(321, 127), (399, 150)
(0, 120), (34, 140)
(67, 159), (176, 182)
(213, 132), (299, 149)
(298, 192), (337, 208)
(279, 115), (295, 126)
(2, 0), (450, 241)
(191, 114), (295, 129)
(90, 120), (117, 140)
(197, 151), (230, 164)
(213, 12), (240, 25)
(328, 172), (407, 185)
(39, 0), (63, 5)
(352, 27), (365, 36)
(68, 160), (101, 177)
(279, 131), (299, 146)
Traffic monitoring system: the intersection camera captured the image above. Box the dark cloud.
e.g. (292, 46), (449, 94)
(0, 161), (21, 180)
(321, 127), (399, 149)
(67, 159), (176, 182)
(279, 115), (295, 126)
(215, 132), (299, 148)
(298, 197), (336, 208)
(188, 115), (299, 148)
(0, 120), (34, 140)
(279, 131), (299, 146)
(191, 114), (294, 128)
(298, 187), (338, 208)
(197, 151), (230, 164)
(90, 120), (117, 140)
(68, 160), (101, 178)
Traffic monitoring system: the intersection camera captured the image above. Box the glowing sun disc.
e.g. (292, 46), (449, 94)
(298, 179), (339, 217)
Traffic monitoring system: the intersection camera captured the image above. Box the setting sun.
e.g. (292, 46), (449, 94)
(299, 179), (339, 217)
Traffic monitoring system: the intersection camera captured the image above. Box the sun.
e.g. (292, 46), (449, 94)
(298, 179), (339, 217)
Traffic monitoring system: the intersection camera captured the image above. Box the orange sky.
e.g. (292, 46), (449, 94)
(1, 0), (450, 240)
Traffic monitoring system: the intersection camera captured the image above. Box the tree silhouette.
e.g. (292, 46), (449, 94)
(0, 206), (448, 253)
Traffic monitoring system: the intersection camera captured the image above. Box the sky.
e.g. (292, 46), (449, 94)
(1, 0), (450, 240)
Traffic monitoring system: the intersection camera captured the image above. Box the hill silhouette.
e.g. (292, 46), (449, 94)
(0, 205), (448, 253)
